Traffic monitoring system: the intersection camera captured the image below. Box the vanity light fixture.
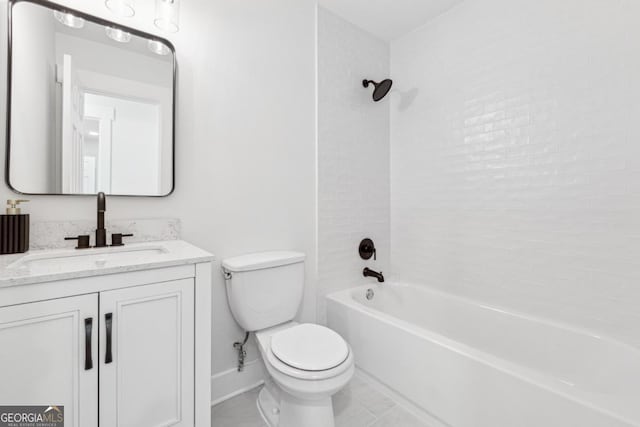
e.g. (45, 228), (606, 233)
(53, 10), (85, 29)
(147, 40), (170, 56)
(105, 0), (135, 18)
(154, 0), (180, 33)
(105, 27), (132, 43)
(103, 0), (180, 33)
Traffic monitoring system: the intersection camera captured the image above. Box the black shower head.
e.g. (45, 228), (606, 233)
(363, 79), (393, 102)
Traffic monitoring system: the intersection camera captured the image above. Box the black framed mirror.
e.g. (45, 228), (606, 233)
(6, 0), (176, 196)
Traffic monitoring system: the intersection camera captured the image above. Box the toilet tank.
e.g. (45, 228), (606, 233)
(222, 251), (305, 332)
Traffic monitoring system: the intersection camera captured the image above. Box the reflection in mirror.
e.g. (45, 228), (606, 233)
(8, 0), (175, 196)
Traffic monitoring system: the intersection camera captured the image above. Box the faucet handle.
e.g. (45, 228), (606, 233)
(110, 233), (133, 247)
(65, 235), (91, 249)
(359, 238), (377, 260)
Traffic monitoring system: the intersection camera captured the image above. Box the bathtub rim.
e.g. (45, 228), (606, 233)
(328, 281), (640, 354)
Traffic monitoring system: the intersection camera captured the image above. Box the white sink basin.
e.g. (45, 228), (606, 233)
(8, 244), (170, 272)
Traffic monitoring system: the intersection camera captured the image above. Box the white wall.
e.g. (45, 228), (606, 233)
(199, 0), (317, 396)
(0, 0), (317, 397)
(317, 7), (390, 323)
(391, 0), (640, 346)
(9, 2), (56, 192)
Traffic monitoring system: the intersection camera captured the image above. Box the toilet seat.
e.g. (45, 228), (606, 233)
(256, 322), (354, 381)
(271, 323), (349, 371)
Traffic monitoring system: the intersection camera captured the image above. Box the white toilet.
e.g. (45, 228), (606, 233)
(222, 251), (354, 427)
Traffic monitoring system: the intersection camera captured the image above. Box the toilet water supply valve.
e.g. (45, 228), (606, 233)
(233, 332), (250, 372)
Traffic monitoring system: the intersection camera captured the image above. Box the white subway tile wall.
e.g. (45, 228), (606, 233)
(390, 0), (640, 345)
(318, 7), (391, 323)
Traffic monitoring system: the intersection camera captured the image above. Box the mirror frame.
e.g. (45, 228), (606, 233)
(5, 0), (177, 197)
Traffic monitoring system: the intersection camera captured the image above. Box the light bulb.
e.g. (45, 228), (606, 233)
(154, 0), (180, 33)
(148, 40), (171, 56)
(105, 27), (132, 43)
(53, 10), (85, 29)
(105, 0), (135, 18)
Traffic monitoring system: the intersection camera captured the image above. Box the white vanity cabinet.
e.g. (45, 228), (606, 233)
(99, 279), (194, 427)
(0, 240), (213, 427)
(0, 294), (99, 427)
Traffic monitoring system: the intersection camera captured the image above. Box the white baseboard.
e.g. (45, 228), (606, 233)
(211, 359), (266, 406)
(355, 368), (448, 427)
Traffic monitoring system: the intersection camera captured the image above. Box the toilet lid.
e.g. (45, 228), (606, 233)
(270, 324), (349, 371)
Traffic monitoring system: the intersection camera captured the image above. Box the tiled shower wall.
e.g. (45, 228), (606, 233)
(318, 7), (390, 323)
(390, 0), (640, 345)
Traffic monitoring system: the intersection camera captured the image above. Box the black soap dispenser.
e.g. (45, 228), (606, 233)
(0, 199), (30, 254)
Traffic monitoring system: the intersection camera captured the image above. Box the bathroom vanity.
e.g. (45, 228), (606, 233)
(0, 240), (213, 427)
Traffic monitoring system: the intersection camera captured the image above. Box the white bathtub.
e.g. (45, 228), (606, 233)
(327, 283), (640, 427)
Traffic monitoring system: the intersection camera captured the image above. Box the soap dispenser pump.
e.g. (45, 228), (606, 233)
(0, 199), (30, 254)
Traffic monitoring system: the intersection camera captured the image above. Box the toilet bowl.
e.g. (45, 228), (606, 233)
(222, 252), (354, 427)
(255, 322), (355, 426)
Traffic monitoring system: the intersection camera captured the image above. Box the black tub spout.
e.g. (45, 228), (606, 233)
(363, 267), (384, 283)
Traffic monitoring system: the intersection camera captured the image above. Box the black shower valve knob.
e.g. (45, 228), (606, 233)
(359, 238), (377, 260)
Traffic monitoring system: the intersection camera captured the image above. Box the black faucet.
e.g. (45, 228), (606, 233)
(95, 192), (107, 248)
(363, 267), (384, 283)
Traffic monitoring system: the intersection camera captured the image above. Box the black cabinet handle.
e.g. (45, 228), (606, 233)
(84, 318), (93, 370)
(105, 313), (113, 364)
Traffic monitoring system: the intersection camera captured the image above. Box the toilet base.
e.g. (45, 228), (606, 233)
(257, 381), (280, 427)
(257, 380), (335, 427)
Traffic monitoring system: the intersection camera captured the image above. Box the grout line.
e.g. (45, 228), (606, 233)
(369, 402), (399, 423)
(353, 370), (439, 426)
(360, 404), (383, 427)
(348, 379), (399, 427)
(366, 411), (381, 427)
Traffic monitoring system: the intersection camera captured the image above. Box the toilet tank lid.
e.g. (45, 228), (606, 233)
(222, 251), (305, 272)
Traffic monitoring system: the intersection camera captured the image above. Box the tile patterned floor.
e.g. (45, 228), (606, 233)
(212, 375), (431, 427)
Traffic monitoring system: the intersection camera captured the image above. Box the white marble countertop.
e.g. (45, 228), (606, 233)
(0, 240), (214, 288)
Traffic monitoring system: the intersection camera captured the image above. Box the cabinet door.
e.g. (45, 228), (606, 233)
(99, 279), (195, 427)
(0, 294), (99, 427)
